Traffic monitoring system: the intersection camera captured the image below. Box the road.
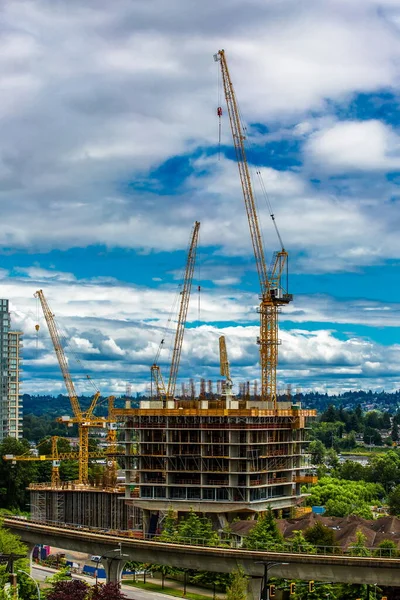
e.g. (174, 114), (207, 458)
(32, 565), (212, 600)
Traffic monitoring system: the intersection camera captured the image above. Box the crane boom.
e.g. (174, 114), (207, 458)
(219, 335), (233, 398)
(214, 50), (292, 406)
(35, 289), (103, 484)
(35, 290), (81, 419)
(167, 221), (200, 399)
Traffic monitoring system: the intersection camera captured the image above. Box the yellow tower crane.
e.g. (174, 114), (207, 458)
(219, 335), (233, 401)
(35, 289), (109, 485)
(151, 221), (200, 402)
(214, 50), (292, 407)
(3, 436), (107, 487)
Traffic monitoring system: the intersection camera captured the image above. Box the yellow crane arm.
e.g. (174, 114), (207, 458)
(34, 290), (82, 419)
(219, 336), (230, 379)
(3, 450), (107, 461)
(214, 50), (269, 296)
(167, 221), (200, 399)
(219, 335), (233, 396)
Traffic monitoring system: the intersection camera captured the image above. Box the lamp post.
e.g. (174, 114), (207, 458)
(17, 569), (40, 600)
(256, 562), (289, 600)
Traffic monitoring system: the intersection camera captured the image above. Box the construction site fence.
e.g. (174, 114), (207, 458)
(15, 516), (400, 559)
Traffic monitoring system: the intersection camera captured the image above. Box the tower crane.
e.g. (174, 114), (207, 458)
(3, 436), (107, 487)
(151, 221), (200, 402)
(219, 335), (233, 401)
(214, 50), (292, 407)
(35, 289), (110, 485)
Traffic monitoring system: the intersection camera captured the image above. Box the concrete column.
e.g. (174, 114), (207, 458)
(24, 542), (37, 574)
(247, 576), (262, 600)
(102, 557), (123, 583)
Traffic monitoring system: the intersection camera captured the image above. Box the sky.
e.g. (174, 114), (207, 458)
(1, 0), (400, 397)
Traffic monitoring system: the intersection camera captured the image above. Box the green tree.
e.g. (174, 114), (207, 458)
(226, 566), (247, 600)
(309, 440), (325, 464)
(243, 509), (283, 551)
(391, 422), (399, 442)
(304, 521), (337, 553)
(335, 460), (367, 481)
(349, 530), (371, 557)
(0, 438), (38, 509)
(374, 539), (398, 558)
(388, 484), (400, 516)
(287, 530), (316, 554)
(159, 507), (178, 542)
(175, 509), (220, 546)
(368, 451), (400, 491)
(363, 426), (382, 446)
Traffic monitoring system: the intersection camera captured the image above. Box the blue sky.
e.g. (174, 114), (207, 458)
(1, 0), (400, 396)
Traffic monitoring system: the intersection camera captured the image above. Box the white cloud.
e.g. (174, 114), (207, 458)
(305, 120), (400, 171)
(0, 0), (400, 260)
(2, 267), (400, 396)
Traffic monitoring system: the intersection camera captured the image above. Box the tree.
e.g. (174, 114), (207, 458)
(46, 579), (88, 600)
(175, 509), (220, 546)
(309, 440), (325, 465)
(243, 509), (283, 551)
(335, 460), (367, 481)
(287, 530), (316, 554)
(388, 484), (400, 516)
(374, 539), (398, 558)
(226, 566), (247, 600)
(391, 422), (399, 442)
(369, 451), (400, 491)
(349, 530), (371, 557)
(304, 521), (337, 553)
(159, 507), (178, 542)
(363, 426), (382, 446)
(0, 438), (38, 509)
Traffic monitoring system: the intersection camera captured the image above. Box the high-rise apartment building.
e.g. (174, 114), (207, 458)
(0, 299), (23, 441)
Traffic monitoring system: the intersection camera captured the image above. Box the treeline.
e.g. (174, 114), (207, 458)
(311, 403), (400, 452)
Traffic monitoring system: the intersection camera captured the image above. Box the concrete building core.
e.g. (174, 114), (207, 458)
(115, 398), (316, 535)
(0, 299), (23, 441)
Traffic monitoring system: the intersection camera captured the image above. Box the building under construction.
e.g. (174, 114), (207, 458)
(21, 50), (318, 538)
(28, 481), (132, 531)
(114, 397), (315, 535)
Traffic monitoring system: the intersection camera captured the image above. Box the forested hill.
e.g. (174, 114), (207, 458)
(21, 389), (400, 416)
(21, 393), (139, 416)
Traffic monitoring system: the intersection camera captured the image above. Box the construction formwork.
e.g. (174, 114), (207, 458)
(114, 398), (316, 534)
(29, 483), (128, 530)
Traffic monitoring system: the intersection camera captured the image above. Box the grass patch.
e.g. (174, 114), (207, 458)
(341, 448), (389, 456)
(124, 580), (215, 600)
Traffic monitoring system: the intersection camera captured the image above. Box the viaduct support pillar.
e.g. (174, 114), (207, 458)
(247, 576), (262, 600)
(25, 542), (37, 574)
(102, 556), (123, 583)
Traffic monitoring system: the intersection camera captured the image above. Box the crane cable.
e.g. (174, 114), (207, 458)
(234, 91), (286, 253)
(35, 294), (99, 396)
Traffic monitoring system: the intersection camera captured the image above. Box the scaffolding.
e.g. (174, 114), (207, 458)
(117, 400), (316, 534)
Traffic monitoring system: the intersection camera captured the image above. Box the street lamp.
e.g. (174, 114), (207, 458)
(256, 562), (289, 600)
(18, 569), (40, 600)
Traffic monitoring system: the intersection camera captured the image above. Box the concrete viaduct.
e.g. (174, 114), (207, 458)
(4, 517), (400, 599)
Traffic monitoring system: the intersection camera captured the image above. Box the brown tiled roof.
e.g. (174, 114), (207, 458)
(230, 513), (400, 549)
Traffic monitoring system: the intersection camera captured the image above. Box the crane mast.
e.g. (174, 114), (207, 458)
(167, 221), (200, 399)
(151, 221), (200, 402)
(219, 335), (233, 400)
(35, 289), (103, 484)
(214, 50), (292, 407)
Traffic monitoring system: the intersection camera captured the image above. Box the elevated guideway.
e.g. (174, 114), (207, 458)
(4, 516), (400, 599)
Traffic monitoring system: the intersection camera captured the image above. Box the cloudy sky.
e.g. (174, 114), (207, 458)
(1, 0), (400, 397)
